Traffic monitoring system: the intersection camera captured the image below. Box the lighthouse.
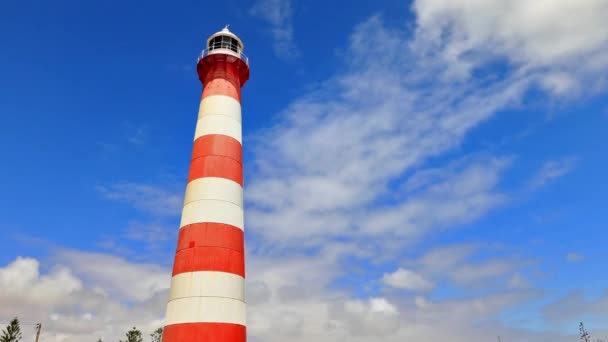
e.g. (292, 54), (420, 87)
(162, 27), (249, 341)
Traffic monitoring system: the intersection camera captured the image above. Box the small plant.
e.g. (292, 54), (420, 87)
(150, 327), (163, 342)
(0, 318), (22, 342)
(120, 327), (143, 342)
(580, 322), (591, 342)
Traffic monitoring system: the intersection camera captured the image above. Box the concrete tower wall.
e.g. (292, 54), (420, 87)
(162, 44), (248, 341)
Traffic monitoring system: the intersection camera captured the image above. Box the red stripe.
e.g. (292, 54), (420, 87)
(172, 246), (245, 277)
(187, 156), (243, 186)
(197, 57), (247, 101)
(163, 322), (245, 342)
(188, 134), (242, 185)
(177, 223), (244, 253)
(192, 134), (242, 163)
(202, 78), (241, 102)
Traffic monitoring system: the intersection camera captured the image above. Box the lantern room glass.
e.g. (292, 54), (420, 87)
(208, 35), (241, 53)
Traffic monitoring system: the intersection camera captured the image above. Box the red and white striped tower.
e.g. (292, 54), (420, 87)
(162, 26), (250, 342)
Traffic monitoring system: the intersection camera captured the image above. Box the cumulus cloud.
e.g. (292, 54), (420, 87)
(0, 255), (168, 342)
(383, 268), (434, 291)
(0, 246), (574, 342)
(53, 250), (170, 302)
(246, 248), (525, 341)
(330, 298), (401, 336)
(247, 280), (272, 305)
(0, 257), (82, 312)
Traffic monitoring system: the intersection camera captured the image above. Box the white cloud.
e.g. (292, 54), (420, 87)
(508, 273), (531, 289)
(567, 251), (585, 263)
(413, 0), (608, 93)
(251, 0), (299, 60)
(332, 298), (401, 336)
(359, 157), (509, 241)
(247, 54), (514, 245)
(124, 221), (174, 246)
(383, 268), (434, 291)
(0, 247), (578, 342)
(5, 1), (606, 340)
(529, 157), (577, 189)
(239, 3), (607, 336)
(540, 72), (580, 96)
(451, 259), (519, 286)
(245, 8), (539, 253)
(543, 290), (608, 322)
(247, 280), (272, 305)
(0, 255), (168, 342)
(53, 250), (170, 302)
(395, 244), (527, 291)
(417, 243), (478, 272)
(96, 183), (182, 217)
(127, 126), (147, 145)
(0, 257), (82, 311)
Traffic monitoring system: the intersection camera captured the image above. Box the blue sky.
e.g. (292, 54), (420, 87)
(1, 0), (608, 341)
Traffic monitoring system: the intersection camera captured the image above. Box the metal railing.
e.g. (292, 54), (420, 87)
(198, 42), (249, 65)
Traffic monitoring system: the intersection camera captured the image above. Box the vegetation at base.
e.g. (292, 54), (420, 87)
(0, 318), (22, 342)
(150, 327), (163, 342)
(120, 327), (143, 342)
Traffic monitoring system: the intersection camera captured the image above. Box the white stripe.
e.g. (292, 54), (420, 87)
(168, 271), (245, 301)
(194, 114), (242, 143)
(184, 177), (243, 208)
(198, 95), (241, 122)
(165, 296), (246, 326)
(180, 200), (244, 230)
